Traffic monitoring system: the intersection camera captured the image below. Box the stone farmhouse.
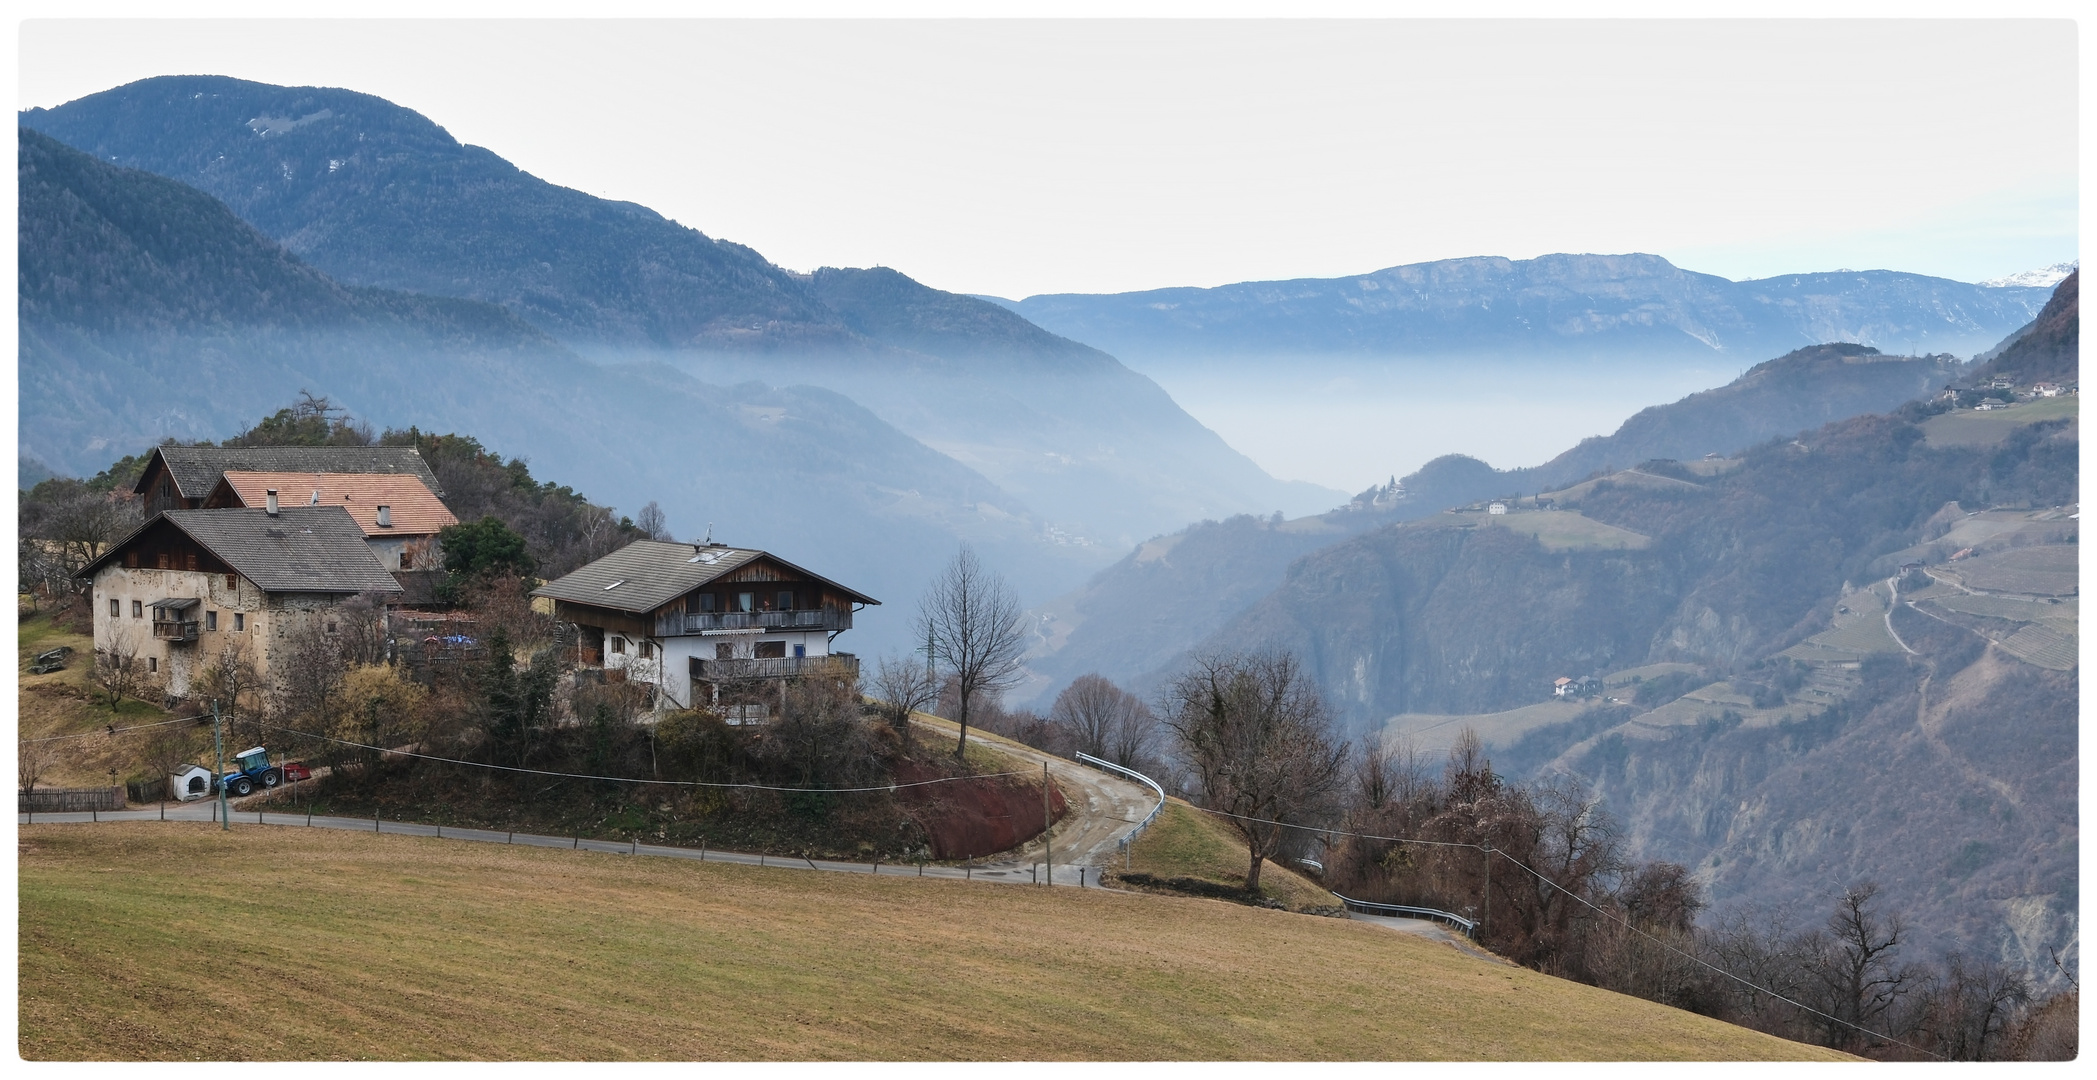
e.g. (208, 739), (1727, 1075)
(533, 540), (878, 715)
(78, 506), (401, 702)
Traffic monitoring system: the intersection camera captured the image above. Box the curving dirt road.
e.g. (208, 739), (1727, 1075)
(908, 713), (1160, 886)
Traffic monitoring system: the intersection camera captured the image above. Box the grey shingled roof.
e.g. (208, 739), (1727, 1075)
(82, 508), (404, 594)
(532, 540), (878, 615)
(140, 445), (443, 500)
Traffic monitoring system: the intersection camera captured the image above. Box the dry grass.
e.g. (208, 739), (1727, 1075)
(18, 823), (1846, 1061)
(1480, 509), (1650, 552)
(1921, 396), (2078, 448)
(1116, 799), (1333, 912)
(17, 609), (180, 788)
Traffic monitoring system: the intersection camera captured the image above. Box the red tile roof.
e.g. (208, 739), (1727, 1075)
(214, 472), (457, 537)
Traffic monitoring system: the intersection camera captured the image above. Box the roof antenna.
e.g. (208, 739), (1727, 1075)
(703, 522), (712, 545)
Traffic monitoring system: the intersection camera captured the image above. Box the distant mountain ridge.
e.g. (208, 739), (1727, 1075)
(15, 127), (1104, 651)
(23, 75), (1341, 547)
(990, 253), (2052, 366)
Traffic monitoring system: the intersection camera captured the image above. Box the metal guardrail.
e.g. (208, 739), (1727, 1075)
(1330, 891), (1478, 937)
(1073, 752), (1165, 856)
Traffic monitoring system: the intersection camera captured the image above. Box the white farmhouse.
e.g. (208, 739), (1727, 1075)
(532, 540), (879, 715)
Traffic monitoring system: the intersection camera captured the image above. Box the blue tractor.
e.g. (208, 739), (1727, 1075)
(218, 746), (287, 797)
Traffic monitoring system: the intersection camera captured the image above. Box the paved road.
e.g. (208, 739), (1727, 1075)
(908, 713), (1160, 886)
(1346, 910), (1512, 962)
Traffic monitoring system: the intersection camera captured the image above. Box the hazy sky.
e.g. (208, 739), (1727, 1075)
(16, 18), (2079, 299)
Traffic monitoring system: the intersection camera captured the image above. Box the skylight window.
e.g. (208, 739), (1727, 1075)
(689, 551), (719, 564)
(604, 579), (626, 590)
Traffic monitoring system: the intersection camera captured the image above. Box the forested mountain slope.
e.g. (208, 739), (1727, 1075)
(1018, 338), (1979, 705)
(1210, 406), (2072, 722)
(23, 76), (1340, 547)
(1971, 270), (2079, 387)
(15, 127), (1098, 647)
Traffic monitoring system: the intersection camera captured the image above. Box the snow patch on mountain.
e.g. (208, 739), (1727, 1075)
(1981, 262), (2078, 288)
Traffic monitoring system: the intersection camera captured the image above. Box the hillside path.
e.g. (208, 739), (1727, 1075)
(908, 712), (1161, 886)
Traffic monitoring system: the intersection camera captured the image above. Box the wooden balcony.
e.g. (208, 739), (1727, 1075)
(668, 608), (853, 637)
(691, 653), (859, 683)
(152, 619), (199, 643)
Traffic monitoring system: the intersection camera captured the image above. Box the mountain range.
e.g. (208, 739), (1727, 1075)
(1019, 277), (2078, 985)
(16, 125), (1100, 655)
(991, 253), (2054, 366)
(20, 75), (1338, 551)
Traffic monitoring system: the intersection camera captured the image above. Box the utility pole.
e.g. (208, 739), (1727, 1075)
(213, 698), (228, 832)
(1042, 762), (1052, 887)
(1481, 843), (1491, 939)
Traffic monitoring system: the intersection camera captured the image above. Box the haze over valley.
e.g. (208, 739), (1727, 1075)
(15, 35), (2079, 1059)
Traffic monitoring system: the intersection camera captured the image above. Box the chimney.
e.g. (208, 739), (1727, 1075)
(265, 489), (279, 516)
(376, 505), (392, 528)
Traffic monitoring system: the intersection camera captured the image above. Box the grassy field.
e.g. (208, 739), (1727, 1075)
(1921, 396), (2078, 448)
(1944, 544), (2079, 598)
(1114, 799), (1332, 912)
(1480, 510), (1650, 552)
(19, 824), (1846, 1061)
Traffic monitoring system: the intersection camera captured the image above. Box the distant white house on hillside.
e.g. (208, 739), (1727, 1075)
(1488, 502), (1508, 516)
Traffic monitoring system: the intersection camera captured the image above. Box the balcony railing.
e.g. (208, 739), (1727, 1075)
(691, 653), (858, 683)
(674, 608), (852, 636)
(152, 620), (199, 642)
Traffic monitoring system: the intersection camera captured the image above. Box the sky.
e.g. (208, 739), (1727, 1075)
(14, 17), (2080, 300)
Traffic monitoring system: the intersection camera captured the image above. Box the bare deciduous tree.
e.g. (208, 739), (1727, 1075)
(140, 721), (204, 802)
(1164, 650), (1348, 891)
(19, 738), (55, 804)
(634, 501), (671, 542)
(93, 626), (143, 709)
(1800, 881), (1924, 1052)
(870, 653), (939, 752)
(1049, 673), (1156, 766)
(917, 545), (1028, 761)
(199, 639), (263, 751)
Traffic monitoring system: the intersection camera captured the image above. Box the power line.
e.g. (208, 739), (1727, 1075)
(257, 722), (1027, 794)
(1484, 847), (1942, 1061)
(1181, 801), (1942, 1059)
(19, 713), (210, 744)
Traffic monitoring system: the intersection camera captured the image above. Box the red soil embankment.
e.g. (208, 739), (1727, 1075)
(894, 761), (1067, 859)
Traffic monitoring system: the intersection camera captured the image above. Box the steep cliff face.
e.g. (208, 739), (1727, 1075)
(1567, 642), (2078, 987)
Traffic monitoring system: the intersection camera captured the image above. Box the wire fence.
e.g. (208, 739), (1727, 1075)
(16, 803), (1110, 888)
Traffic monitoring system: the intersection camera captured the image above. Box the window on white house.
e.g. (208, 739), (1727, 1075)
(148, 656), (158, 673)
(206, 610), (218, 631)
(110, 598), (120, 617)
(233, 613), (245, 632)
(132, 600), (143, 618)
(639, 641), (655, 659)
(611, 638), (625, 655)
